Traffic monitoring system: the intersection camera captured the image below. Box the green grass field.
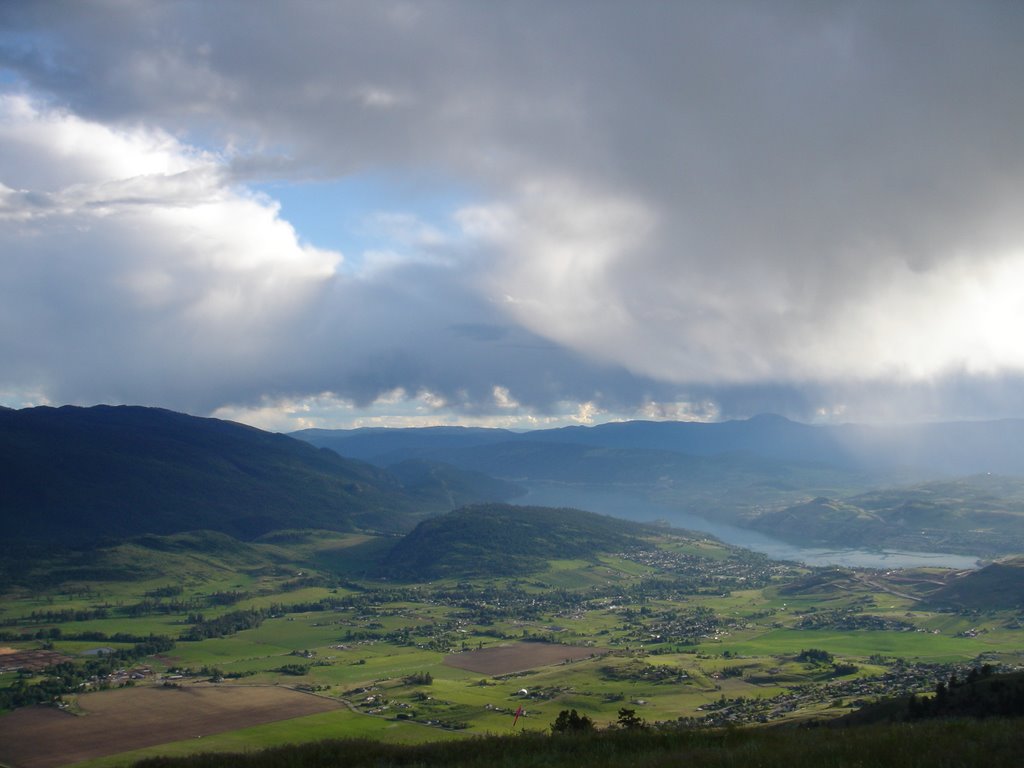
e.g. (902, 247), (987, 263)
(2, 529), (1023, 767)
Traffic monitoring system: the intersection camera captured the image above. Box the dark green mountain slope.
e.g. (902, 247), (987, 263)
(0, 405), (475, 545)
(749, 476), (1024, 557)
(385, 459), (525, 509)
(292, 425), (516, 464)
(386, 503), (652, 579)
(923, 557), (1024, 610)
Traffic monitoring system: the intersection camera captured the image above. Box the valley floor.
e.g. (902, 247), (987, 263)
(0, 529), (1022, 767)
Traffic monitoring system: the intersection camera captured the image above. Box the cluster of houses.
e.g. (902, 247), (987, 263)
(77, 664), (153, 691)
(689, 661), (1009, 726)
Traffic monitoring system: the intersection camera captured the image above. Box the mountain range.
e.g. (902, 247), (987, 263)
(5, 405), (1024, 565)
(293, 414), (1024, 476)
(0, 405), (518, 545)
(295, 416), (1024, 558)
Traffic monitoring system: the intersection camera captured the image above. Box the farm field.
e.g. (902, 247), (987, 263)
(0, 528), (1022, 767)
(442, 643), (606, 674)
(0, 686), (342, 768)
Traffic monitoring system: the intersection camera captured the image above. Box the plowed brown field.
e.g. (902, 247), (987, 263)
(0, 684), (342, 768)
(442, 643), (604, 675)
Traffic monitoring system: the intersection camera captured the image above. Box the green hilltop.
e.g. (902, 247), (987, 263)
(386, 503), (654, 579)
(748, 475), (1024, 557)
(923, 556), (1024, 611)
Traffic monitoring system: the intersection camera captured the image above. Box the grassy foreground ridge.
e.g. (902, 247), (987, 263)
(132, 718), (1024, 768)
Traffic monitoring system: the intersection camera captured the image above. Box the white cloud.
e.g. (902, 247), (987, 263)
(211, 388), (672, 432)
(355, 86), (409, 109)
(463, 177), (1024, 389)
(0, 94), (340, 407)
(0, 94), (206, 191)
(492, 385), (518, 410)
(637, 400), (721, 423)
(5, 3), (1024, 424)
(469, 177), (655, 367)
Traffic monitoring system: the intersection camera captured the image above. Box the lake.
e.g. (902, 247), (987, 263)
(520, 484), (980, 570)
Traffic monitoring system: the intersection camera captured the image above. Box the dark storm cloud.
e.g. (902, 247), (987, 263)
(3, 1), (1024, 425)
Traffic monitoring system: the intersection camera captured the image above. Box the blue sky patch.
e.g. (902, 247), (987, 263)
(252, 172), (475, 261)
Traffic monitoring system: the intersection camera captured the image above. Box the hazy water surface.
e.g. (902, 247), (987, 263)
(520, 484), (980, 570)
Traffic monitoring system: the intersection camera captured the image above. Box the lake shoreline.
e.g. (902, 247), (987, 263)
(520, 485), (981, 571)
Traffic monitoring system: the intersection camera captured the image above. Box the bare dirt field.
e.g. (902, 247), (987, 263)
(442, 643), (605, 675)
(0, 649), (74, 672)
(0, 684), (342, 768)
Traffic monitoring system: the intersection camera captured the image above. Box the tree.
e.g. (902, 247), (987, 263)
(551, 709), (595, 734)
(616, 707), (647, 730)
(796, 648), (834, 664)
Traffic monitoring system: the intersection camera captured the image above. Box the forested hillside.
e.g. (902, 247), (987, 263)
(386, 503), (653, 578)
(0, 406), (515, 546)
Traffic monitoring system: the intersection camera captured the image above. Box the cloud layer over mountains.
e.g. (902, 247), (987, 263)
(3, 2), (1024, 428)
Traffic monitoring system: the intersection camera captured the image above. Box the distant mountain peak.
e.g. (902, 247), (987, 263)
(746, 413), (795, 424)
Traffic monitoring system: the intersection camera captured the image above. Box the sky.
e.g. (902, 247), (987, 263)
(3, 1), (1024, 432)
